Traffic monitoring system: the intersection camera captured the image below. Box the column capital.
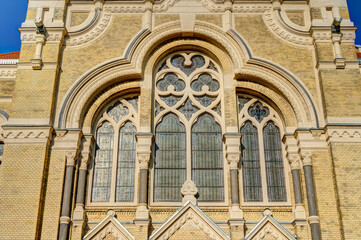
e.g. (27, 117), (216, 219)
(300, 151), (312, 166)
(224, 133), (242, 170)
(138, 152), (152, 170)
(287, 154), (301, 170)
(66, 151), (78, 167)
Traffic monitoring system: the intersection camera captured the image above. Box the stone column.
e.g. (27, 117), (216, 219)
(59, 151), (78, 240)
(224, 133), (244, 240)
(72, 135), (94, 239)
(301, 151), (321, 240)
(134, 133), (153, 240)
(332, 33), (346, 68)
(31, 34), (45, 69)
(287, 154), (307, 220)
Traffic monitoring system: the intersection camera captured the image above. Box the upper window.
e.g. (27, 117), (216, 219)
(90, 97), (138, 204)
(153, 52), (225, 203)
(238, 95), (289, 205)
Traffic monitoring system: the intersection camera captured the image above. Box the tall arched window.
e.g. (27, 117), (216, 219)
(238, 95), (289, 204)
(90, 97), (138, 204)
(154, 52), (225, 203)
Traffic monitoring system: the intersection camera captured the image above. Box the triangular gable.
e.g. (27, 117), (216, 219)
(83, 215), (134, 240)
(149, 201), (230, 240)
(245, 215), (296, 240)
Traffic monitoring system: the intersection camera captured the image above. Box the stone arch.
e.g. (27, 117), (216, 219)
(57, 21), (319, 132)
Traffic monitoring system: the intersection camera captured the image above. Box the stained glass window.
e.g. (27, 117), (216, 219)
(263, 121), (287, 202)
(154, 52), (224, 203)
(192, 114), (224, 202)
(116, 122), (136, 202)
(154, 113), (186, 202)
(239, 96), (287, 204)
(92, 122), (114, 202)
(91, 97), (138, 204)
(241, 121), (262, 202)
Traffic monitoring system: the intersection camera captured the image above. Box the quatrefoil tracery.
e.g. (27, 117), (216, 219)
(155, 52), (222, 124)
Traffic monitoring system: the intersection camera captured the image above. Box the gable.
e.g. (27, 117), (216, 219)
(149, 201), (230, 240)
(83, 215), (134, 240)
(245, 215), (296, 240)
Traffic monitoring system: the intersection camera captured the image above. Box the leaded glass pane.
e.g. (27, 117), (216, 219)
(212, 104), (221, 116)
(195, 95), (216, 107)
(171, 55), (205, 76)
(178, 98), (199, 120)
(157, 73), (185, 92)
(248, 101), (269, 123)
(238, 96), (251, 113)
(154, 113), (186, 202)
(207, 61), (218, 72)
(155, 101), (164, 116)
(161, 95), (182, 107)
(191, 73), (219, 92)
(92, 122), (114, 202)
(107, 102), (129, 123)
(241, 121), (263, 202)
(116, 122), (136, 202)
(263, 121), (287, 202)
(192, 114), (224, 202)
(126, 97), (138, 112)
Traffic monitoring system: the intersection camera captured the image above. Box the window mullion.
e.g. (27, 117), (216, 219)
(110, 125), (120, 204)
(258, 123), (268, 203)
(186, 123), (191, 182)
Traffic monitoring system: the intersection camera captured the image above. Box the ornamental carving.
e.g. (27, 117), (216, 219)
(300, 151), (312, 166)
(287, 154), (301, 170)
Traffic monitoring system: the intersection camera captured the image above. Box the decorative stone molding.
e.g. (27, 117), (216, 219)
(66, 10), (111, 47)
(52, 129), (83, 151)
(181, 180), (198, 204)
(3, 126), (53, 144)
(263, 9), (313, 46)
(300, 151), (312, 166)
(325, 126), (361, 143)
(79, 135), (94, 170)
(83, 214), (135, 240)
(244, 214), (296, 240)
(137, 152), (152, 170)
(308, 215), (320, 224)
(232, 5), (271, 13)
(0, 68), (17, 78)
(66, 151), (78, 167)
(223, 133), (242, 170)
(287, 154), (301, 170)
(149, 201), (230, 240)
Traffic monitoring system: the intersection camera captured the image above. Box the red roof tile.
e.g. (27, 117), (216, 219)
(0, 52), (20, 59)
(357, 52), (361, 58)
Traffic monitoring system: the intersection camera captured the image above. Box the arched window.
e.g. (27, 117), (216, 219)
(238, 96), (288, 204)
(90, 97), (138, 204)
(154, 52), (225, 203)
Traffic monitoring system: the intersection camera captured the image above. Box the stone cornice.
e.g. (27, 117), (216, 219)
(2, 125), (53, 144)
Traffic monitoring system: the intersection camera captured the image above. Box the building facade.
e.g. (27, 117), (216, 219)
(0, 0), (361, 239)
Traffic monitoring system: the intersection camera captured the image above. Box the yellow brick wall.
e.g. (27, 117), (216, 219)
(286, 11), (305, 26)
(58, 14), (143, 110)
(234, 15), (318, 106)
(154, 14), (180, 27)
(40, 151), (67, 240)
(0, 143), (49, 239)
(11, 69), (57, 119)
(330, 143), (361, 239)
(71, 12), (90, 27)
(315, 42), (334, 61)
(0, 79), (15, 97)
(196, 14), (223, 27)
(320, 69), (361, 117)
(311, 151), (342, 239)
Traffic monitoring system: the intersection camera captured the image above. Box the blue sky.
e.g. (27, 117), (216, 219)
(0, 0), (360, 54)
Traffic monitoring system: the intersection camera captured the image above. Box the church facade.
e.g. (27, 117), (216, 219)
(0, 0), (361, 239)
